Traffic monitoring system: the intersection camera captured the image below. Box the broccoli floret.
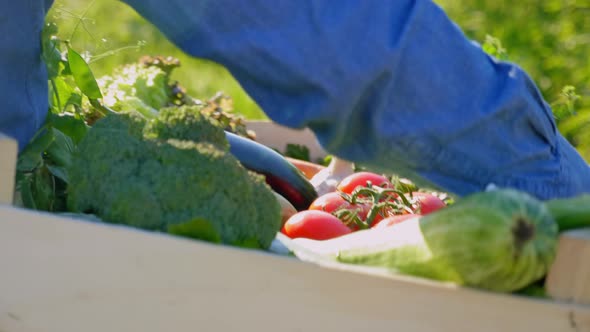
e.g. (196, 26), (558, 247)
(145, 105), (228, 150)
(66, 107), (281, 249)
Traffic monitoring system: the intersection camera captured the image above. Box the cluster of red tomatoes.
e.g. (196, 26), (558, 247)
(281, 172), (447, 241)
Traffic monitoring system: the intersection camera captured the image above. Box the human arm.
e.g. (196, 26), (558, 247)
(0, 1), (54, 150)
(120, 0), (590, 199)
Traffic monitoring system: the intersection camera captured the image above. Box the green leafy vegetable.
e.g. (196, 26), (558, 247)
(67, 47), (102, 99)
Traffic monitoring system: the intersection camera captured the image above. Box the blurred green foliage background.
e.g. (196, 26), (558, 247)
(47, 0), (590, 159)
(440, 0), (590, 160)
(47, 0), (266, 119)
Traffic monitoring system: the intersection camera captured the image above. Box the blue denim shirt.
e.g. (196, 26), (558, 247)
(2, 0), (589, 199)
(0, 1), (53, 152)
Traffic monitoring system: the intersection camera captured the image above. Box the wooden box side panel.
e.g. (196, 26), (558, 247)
(0, 134), (17, 205)
(2, 122), (590, 331)
(546, 229), (590, 305)
(1, 205), (589, 332)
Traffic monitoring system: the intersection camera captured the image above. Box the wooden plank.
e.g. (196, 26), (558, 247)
(1, 205), (589, 332)
(546, 228), (590, 305)
(0, 133), (17, 205)
(246, 121), (327, 161)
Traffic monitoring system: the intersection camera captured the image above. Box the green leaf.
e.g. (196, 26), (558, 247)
(46, 112), (88, 144)
(17, 174), (37, 210)
(46, 164), (68, 183)
(61, 60), (72, 76)
(284, 143), (311, 161)
(31, 167), (55, 211)
(42, 23), (64, 80)
(481, 35), (509, 61)
(167, 218), (222, 243)
(551, 85), (581, 120)
(67, 47), (103, 99)
(50, 76), (74, 110)
(316, 154), (333, 167)
(66, 92), (83, 109)
(16, 129), (55, 172)
(46, 128), (75, 169)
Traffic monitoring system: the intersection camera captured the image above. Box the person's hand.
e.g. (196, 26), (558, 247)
(310, 157), (355, 196)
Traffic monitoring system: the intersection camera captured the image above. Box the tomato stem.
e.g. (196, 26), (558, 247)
(347, 184), (416, 227)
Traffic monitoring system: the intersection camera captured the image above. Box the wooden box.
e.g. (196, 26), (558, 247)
(1, 123), (589, 332)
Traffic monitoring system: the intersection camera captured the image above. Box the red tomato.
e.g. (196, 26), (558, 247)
(372, 214), (420, 228)
(309, 192), (370, 229)
(411, 192), (446, 215)
(281, 210), (352, 240)
(337, 172), (393, 195)
(309, 192), (352, 213)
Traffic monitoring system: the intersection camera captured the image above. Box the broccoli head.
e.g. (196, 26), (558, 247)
(67, 107), (281, 249)
(145, 105), (228, 150)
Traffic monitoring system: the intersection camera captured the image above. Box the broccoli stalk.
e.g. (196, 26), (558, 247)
(67, 106), (281, 249)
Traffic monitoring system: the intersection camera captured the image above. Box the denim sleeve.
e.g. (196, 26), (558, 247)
(120, 0), (590, 199)
(0, 1), (53, 151)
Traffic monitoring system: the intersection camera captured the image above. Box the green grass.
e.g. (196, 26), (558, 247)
(48, 0), (590, 160)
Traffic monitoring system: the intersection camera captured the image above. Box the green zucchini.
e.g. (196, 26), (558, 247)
(545, 194), (590, 232)
(280, 189), (558, 292)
